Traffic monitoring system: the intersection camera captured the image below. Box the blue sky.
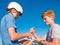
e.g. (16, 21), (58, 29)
(0, 0), (60, 45)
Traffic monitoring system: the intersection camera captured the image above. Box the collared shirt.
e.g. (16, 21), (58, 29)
(1, 14), (19, 45)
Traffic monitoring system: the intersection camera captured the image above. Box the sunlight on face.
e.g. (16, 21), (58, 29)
(43, 16), (52, 25)
(11, 8), (19, 19)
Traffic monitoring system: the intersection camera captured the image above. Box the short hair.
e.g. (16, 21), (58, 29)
(6, 8), (11, 14)
(41, 10), (55, 18)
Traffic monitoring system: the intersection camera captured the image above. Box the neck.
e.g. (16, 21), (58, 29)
(50, 21), (54, 26)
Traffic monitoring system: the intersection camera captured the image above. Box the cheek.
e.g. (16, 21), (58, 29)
(12, 12), (17, 16)
(15, 13), (18, 15)
(46, 20), (50, 23)
(15, 13), (18, 17)
(44, 19), (50, 23)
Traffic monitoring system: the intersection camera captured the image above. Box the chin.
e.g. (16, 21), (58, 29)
(46, 23), (49, 25)
(15, 17), (17, 19)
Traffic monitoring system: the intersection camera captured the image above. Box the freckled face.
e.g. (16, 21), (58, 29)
(43, 16), (52, 25)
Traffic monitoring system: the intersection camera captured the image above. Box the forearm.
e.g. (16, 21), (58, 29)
(8, 28), (32, 41)
(45, 42), (54, 45)
(41, 41), (58, 45)
(46, 42), (59, 45)
(33, 33), (41, 42)
(44, 39), (59, 45)
(11, 33), (27, 41)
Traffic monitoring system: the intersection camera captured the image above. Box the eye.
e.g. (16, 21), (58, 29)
(44, 18), (46, 20)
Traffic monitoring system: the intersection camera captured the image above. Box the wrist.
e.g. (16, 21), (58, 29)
(30, 32), (35, 35)
(25, 33), (28, 37)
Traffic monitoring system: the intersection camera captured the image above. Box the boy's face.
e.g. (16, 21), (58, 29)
(11, 8), (20, 19)
(43, 16), (53, 25)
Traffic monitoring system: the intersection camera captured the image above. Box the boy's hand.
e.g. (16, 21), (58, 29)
(40, 40), (47, 45)
(30, 27), (35, 35)
(26, 32), (32, 39)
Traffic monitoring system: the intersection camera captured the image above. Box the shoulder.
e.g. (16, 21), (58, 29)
(5, 14), (15, 20)
(52, 23), (60, 32)
(53, 24), (60, 28)
(51, 24), (60, 38)
(6, 14), (14, 18)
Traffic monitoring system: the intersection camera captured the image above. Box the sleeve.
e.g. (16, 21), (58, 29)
(51, 25), (60, 39)
(6, 15), (16, 29)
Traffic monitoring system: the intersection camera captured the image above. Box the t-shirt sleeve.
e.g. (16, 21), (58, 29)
(51, 25), (60, 39)
(6, 15), (16, 29)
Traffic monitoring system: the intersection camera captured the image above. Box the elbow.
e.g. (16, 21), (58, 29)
(10, 36), (16, 41)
